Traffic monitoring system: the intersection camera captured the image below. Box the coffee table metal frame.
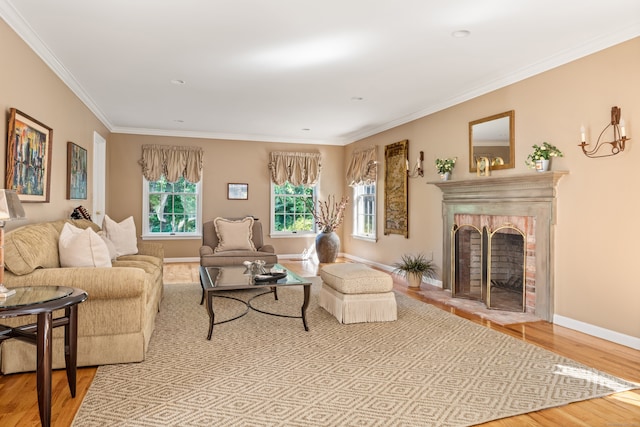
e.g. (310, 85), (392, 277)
(199, 264), (311, 339)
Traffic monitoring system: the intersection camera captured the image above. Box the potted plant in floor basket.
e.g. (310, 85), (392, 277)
(435, 157), (456, 180)
(307, 195), (349, 263)
(525, 142), (563, 172)
(392, 253), (437, 289)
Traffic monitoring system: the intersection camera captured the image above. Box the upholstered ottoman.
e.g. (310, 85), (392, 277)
(319, 263), (397, 324)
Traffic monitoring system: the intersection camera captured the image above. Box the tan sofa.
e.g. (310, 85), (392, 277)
(200, 218), (277, 266)
(0, 219), (163, 374)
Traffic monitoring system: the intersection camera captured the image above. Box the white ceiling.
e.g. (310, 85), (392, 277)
(1, 0), (639, 145)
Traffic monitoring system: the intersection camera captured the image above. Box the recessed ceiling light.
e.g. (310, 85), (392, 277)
(301, 128), (311, 131)
(171, 79), (186, 85)
(351, 97), (364, 101)
(173, 119), (184, 123)
(451, 30), (471, 38)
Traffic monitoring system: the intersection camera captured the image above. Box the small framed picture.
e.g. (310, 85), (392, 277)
(228, 183), (248, 200)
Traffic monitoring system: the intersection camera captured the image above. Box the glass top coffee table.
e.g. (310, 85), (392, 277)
(199, 264), (312, 339)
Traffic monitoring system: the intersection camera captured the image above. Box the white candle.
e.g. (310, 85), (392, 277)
(620, 119), (626, 137)
(580, 125), (586, 143)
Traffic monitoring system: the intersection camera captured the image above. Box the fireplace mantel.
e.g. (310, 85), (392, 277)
(430, 171), (568, 321)
(431, 171), (568, 202)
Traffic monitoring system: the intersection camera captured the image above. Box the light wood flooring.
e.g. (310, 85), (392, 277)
(1, 259), (639, 426)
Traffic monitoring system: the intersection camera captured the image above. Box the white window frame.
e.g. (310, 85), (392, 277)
(141, 176), (202, 240)
(270, 181), (318, 237)
(352, 182), (377, 241)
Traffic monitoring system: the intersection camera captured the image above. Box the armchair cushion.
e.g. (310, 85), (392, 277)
(213, 217), (256, 253)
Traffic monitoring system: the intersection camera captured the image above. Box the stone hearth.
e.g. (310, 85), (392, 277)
(432, 172), (567, 322)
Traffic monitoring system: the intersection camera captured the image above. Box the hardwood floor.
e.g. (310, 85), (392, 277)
(1, 260), (638, 426)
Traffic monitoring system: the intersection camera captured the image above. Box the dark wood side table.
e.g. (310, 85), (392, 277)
(0, 286), (88, 427)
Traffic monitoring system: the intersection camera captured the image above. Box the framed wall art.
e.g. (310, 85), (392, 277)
(5, 108), (53, 202)
(384, 139), (409, 238)
(228, 183), (248, 200)
(67, 141), (88, 199)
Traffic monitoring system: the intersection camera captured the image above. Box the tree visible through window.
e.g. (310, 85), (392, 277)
(271, 182), (316, 234)
(143, 176), (201, 236)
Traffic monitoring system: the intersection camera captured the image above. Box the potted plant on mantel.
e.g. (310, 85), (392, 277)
(435, 157), (456, 180)
(307, 195), (349, 263)
(525, 142), (563, 172)
(392, 253), (437, 289)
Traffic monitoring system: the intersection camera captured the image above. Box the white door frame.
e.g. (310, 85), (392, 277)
(92, 131), (106, 226)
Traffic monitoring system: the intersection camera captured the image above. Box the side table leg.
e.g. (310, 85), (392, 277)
(206, 291), (215, 340)
(64, 305), (79, 397)
(301, 284), (310, 331)
(36, 311), (53, 427)
(200, 275), (205, 305)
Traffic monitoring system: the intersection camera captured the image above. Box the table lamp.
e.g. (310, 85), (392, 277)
(0, 190), (26, 297)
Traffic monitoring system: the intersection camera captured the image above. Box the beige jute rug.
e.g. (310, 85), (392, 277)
(73, 279), (637, 426)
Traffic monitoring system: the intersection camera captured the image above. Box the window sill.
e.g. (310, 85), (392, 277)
(269, 233), (316, 239)
(142, 234), (202, 241)
(352, 234), (377, 243)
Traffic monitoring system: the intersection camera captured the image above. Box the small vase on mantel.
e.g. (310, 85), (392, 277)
(440, 172), (451, 181)
(315, 231), (340, 263)
(535, 159), (550, 172)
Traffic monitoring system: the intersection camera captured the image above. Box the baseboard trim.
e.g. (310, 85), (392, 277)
(553, 314), (640, 350)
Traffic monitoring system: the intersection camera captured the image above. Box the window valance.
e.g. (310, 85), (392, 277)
(138, 145), (203, 183)
(268, 152), (321, 186)
(346, 146), (377, 186)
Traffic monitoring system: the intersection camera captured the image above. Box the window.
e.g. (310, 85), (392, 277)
(271, 182), (316, 235)
(142, 176), (202, 238)
(353, 183), (376, 240)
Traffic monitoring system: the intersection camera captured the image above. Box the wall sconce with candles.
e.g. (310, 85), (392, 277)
(578, 106), (630, 158)
(407, 151), (424, 178)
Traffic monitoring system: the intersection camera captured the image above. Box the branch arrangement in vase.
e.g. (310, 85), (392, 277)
(307, 195), (349, 233)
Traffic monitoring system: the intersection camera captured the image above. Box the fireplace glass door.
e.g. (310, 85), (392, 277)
(452, 223), (526, 312)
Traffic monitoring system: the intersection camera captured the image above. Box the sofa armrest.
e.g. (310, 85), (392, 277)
(258, 244), (275, 254)
(137, 242), (164, 260)
(200, 245), (214, 256)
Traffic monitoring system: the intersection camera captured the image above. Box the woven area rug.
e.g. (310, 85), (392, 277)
(73, 279), (637, 426)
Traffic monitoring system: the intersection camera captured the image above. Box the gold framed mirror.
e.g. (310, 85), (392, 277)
(469, 110), (515, 172)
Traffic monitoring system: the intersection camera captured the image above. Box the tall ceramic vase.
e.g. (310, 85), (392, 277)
(315, 231), (340, 263)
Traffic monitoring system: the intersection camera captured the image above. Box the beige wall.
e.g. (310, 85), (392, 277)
(0, 19), (109, 228)
(344, 37), (640, 339)
(2, 13), (638, 343)
(108, 134), (345, 259)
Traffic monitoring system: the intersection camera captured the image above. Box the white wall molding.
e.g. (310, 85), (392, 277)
(553, 315), (640, 351)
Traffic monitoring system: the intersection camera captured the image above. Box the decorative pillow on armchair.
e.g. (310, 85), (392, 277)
(213, 217), (256, 253)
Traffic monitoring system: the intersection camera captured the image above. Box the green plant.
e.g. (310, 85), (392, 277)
(435, 157), (456, 174)
(525, 142), (563, 168)
(392, 253), (437, 280)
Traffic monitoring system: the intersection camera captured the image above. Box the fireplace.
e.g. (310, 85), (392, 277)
(432, 172), (567, 322)
(452, 215), (531, 313)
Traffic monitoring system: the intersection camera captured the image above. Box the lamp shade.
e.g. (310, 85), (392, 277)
(0, 190), (26, 222)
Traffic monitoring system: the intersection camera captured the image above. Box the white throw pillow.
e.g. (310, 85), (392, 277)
(213, 217), (256, 253)
(102, 215), (138, 256)
(97, 231), (118, 260)
(59, 223), (112, 268)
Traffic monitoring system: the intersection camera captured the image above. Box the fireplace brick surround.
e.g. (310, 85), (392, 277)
(432, 172), (567, 322)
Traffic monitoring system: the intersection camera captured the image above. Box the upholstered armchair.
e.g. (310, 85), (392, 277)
(199, 217), (278, 267)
